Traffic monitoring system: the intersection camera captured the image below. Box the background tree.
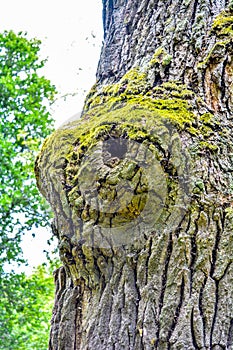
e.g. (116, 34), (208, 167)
(0, 264), (55, 350)
(36, 0), (233, 349)
(0, 30), (56, 268)
(0, 30), (57, 348)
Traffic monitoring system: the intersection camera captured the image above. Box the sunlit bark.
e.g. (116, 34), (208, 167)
(36, 1), (233, 349)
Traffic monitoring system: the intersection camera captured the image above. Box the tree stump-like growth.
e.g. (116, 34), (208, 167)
(35, 1), (233, 349)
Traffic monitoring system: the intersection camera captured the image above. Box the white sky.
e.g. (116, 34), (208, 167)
(0, 0), (103, 127)
(0, 0), (103, 272)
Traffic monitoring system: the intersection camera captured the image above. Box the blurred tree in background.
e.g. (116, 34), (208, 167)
(0, 264), (55, 349)
(0, 30), (56, 267)
(0, 30), (57, 348)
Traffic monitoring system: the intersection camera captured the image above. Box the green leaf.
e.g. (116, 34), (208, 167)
(0, 30), (57, 265)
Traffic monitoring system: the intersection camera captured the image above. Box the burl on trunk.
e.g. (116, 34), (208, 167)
(35, 1), (233, 349)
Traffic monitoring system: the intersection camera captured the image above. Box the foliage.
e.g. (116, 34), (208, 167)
(0, 264), (57, 350)
(0, 30), (56, 265)
(211, 6), (233, 37)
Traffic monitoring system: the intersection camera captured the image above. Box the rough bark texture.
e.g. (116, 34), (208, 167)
(35, 0), (233, 349)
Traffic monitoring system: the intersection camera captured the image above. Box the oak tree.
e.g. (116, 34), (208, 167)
(36, 1), (233, 349)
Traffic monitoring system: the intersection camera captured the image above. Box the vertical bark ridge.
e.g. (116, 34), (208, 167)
(227, 318), (233, 348)
(209, 279), (219, 348)
(155, 231), (173, 349)
(166, 274), (185, 347)
(198, 275), (208, 347)
(191, 307), (200, 350)
(189, 216), (198, 296)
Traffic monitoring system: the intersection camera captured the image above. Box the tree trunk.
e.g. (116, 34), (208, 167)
(35, 0), (233, 349)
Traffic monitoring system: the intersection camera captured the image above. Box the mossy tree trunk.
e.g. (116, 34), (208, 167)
(35, 0), (233, 349)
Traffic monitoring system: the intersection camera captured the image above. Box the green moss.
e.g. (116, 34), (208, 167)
(199, 141), (218, 151)
(198, 8), (233, 68)
(149, 81), (194, 100)
(148, 47), (166, 67)
(118, 67), (148, 94)
(148, 47), (172, 68)
(197, 41), (230, 68)
(36, 46), (219, 178)
(211, 9), (233, 37)
(225, 206), (233, 219)
(84, 67), (195, 131)
(53, 85), (214, 162)
(162, 54), (172, 67)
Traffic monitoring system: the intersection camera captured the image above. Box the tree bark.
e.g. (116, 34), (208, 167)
(35, 0), (233, 349)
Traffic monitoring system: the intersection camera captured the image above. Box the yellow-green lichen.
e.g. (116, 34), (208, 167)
(148, 81), (195, 100)
(148, 47), (172, 68)
(198, 141), (218, 151)
(211, 8), (233, 37)
(197, 41), (230, 68)
(83, 64), (195, 138)
(59, 63), (218, 157)
(198, 8), (233, 68)
(36, 47), (219, 176)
